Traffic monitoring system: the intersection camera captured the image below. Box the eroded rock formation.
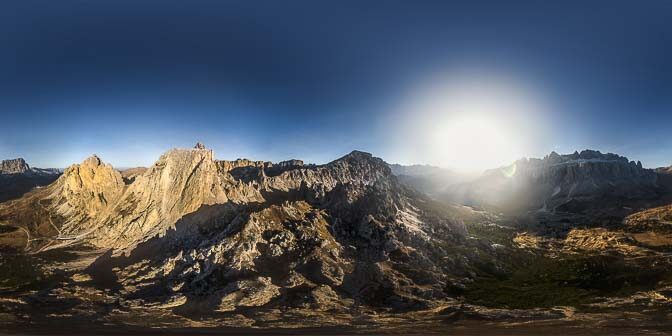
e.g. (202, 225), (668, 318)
(0, 158), (61, 203)
(444, 150), (664, 216)
(0, 158), (30, 174)
(0, 144), (468, 312)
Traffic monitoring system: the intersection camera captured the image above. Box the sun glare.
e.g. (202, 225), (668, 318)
(393, 71), (549, 172)
(430, 114), (521, 172)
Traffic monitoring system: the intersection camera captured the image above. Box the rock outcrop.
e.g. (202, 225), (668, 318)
(0, 158), (61, 203)
(444, 150), (664, 215)
(625, 203), (672, 233)
(104, 148), (467, 310)
(58, 155), (126, 220)
(3, 145), (672, 331)
(656, 166), (672, 175)
(0, 154), (124, 250)
(93, 147), (229, 250)
(0, 158), (30, 174)
(0, 144), (469, 312)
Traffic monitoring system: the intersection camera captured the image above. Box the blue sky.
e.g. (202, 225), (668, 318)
(1, 1), (671, 169)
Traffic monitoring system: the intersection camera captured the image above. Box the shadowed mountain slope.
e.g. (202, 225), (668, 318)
(0, 158), (61, 203)
(0, 144), (469, 312)
(443, 150), (666, 217)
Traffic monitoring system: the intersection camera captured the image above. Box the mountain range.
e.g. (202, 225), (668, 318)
(444, 150), (668, 215)
(0, 158), (61, 203)
(1, 144), (672, 333)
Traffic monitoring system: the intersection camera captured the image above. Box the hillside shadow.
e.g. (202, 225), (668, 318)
(84, 201), (259, 292)
(83, 184), (324, 295)
(0, 173), (60, 203)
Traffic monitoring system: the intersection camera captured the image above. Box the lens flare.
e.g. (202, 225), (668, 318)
(501, 162), (517, 178)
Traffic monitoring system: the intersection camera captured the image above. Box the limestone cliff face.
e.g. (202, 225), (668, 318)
(55, 155), (125, 223)
(100, 148), (466, 310)
(265, 151), (387, 191)
(0, 155), (123, 251)
(0, 158), (30, 174)
(90, 147), (230, 249)
(445, 150), (662, 214)
(515, 150), (657, 198)
(0, 157), (60, 177)
(0, 144), (469, 311)
(0, 158), (61, 203)
(0, 149), (227, 250)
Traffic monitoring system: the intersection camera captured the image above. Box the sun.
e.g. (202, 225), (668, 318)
(392, 70), (548, 172)
(430, 114), (522, 172)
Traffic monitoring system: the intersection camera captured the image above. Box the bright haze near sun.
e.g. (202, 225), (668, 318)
(390, 70), (550, 173)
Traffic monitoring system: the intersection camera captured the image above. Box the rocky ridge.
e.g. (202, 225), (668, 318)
(444, 150), (664, 216)
(657, 166), (672, 174)
(0, 158), (60, 176)
(0, 158), (61, 203)
(1, 146), (672, 332)
(0, 158), (30, 174)
(0, 144), (469, 312)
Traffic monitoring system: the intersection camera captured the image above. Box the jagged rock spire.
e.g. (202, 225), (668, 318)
(194, 142), (206, 150)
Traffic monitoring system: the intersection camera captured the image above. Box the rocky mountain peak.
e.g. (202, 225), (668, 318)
(152, 144), (214, 170)
(62, 155), (120, 181)
(81, 154), (104, 168)
(0, 158), (30, 174)
(341, 150), (374, 160)
(90, 146), (227, 249)
(447, 149), (661, 215)
(57, 155), (125, 221)
(0, 145), (470, 315)
(0, 158), (61, 203)
(536, 149), (630, 166)
(62, 155), (122, 186)
(332, 150), (390, 173)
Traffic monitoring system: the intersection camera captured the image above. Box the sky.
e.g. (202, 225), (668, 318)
(1, 1), (671, 170)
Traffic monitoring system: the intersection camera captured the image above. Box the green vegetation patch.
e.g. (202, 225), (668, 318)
(464, 251), (669, 309)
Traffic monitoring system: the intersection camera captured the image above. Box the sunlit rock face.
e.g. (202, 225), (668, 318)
(444, 150), (663, 215)
(93, 147), (230, 250)
(625, 203), (672, 233)
(58, 155), (126, 221)
(0, 155), (125, 251)
(0, 143), (468, 311)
